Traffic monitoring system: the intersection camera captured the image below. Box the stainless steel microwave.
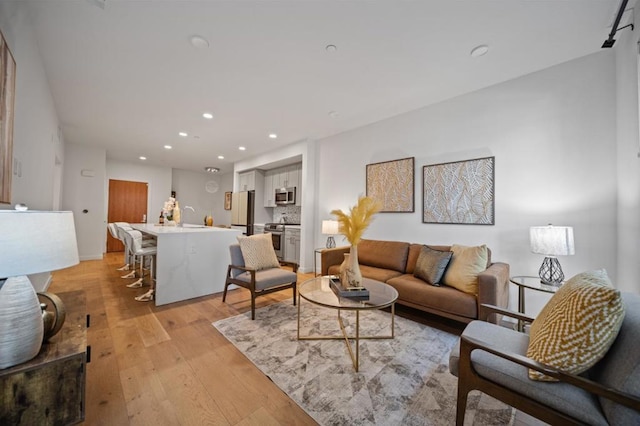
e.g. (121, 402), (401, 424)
(275, 187), (296, 205)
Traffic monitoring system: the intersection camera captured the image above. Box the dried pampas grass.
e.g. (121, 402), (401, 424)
(331, 196), (381, 246)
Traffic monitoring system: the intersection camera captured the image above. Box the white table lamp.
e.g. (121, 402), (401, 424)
(0, 210), (79, 369)
(322, 220), (339, 249)
(530, 225), (574, 285)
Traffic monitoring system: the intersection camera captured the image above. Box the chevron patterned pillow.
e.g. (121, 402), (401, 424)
(526, 269), (625, 381)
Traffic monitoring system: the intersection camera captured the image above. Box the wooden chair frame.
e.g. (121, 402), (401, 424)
(223, 261), (298, 320)
(455, 304), (640, 425)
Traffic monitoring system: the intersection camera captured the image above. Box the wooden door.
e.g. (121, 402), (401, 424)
(107, 179), (148, 252)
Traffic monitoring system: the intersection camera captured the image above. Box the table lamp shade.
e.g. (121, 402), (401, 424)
(0, 210), (79, 369)
(322, 220), (339, 235)
(530, 225), (574, 257)
(0, 211), (79, 277)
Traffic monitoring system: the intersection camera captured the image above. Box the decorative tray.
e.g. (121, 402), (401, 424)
(329, 276), (370, 299)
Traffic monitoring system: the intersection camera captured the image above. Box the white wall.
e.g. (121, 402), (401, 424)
(171, 168), (232, 226)
(0, 2), (63, 211)
(106, 159), (172, 229)
(614, 9), (640, 293)
(62, 143), (106, 260)
(315, 51), (621, 312)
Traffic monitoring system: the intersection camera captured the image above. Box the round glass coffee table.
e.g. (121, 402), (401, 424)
(297, 275), (398, 372)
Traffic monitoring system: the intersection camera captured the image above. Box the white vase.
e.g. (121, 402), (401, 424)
(0, 276), (45, 369)
(339, 245), (362, 288)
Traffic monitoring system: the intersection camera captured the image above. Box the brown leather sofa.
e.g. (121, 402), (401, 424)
(321, 239), (510, 324)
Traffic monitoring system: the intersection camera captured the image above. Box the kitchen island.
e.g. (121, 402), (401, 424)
(131, 224), (242, 305)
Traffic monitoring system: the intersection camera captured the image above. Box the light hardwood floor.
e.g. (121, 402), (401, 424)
(50, 252), (544, 426)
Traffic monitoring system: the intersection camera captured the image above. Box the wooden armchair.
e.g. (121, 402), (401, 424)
(449, 294), (640, 425)
(223, 244), (298, 320)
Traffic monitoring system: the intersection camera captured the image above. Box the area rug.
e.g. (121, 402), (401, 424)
(213, 302), (514, 426)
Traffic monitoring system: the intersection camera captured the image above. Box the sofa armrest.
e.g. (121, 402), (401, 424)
(320, 246), (350, 275)
(477, 262), (510, 324)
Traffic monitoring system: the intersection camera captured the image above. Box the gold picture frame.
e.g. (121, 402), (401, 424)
(366, 157), (414, 213)
(224, 191), (232, 210)
(0, 30), (16, 204)
(422, 156), (495, 225)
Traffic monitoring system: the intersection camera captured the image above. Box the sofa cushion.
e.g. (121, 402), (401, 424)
(237, 233), (281, 271)
(406, 243), (451, 274)
(413, 245), (452, 285)
(441, 244), (488, 295)
(589, 292), (640, 425)
(449, 321), (608, 425)
(357, 239), (410, 272)
(527, 270), (625, 381)
(387, 274), (477, 320)
(327, 263), (403, 283)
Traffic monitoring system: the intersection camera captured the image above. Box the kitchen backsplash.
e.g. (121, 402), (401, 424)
(274, 206), (301, 224)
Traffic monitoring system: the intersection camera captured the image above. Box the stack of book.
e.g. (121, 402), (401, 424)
(329, 276), (370, 299)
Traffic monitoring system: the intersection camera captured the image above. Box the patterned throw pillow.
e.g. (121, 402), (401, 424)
(526, 270), (625, 381)
(237, 233), (281, 271)
(413, 246), (453, 286)
(441, 244), (488, 295)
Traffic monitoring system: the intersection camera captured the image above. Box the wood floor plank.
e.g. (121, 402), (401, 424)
(47, 252), (318, 425)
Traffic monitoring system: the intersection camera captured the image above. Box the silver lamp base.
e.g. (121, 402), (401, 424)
(325, 236), (336, 249)
(539, 256), (565, 286)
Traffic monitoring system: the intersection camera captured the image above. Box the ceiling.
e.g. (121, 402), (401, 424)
(24, 0), (625, 174)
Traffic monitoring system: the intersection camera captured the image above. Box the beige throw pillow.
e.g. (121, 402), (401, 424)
(441, 244), (488, 295)
(413, 246), (452, 286)
(237, 233), (281, 271)
(526, 269), (625, 381)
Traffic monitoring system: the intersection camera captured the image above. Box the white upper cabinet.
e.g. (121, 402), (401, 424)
(261, 163), (302, 207)
(238, 170), (257, 191)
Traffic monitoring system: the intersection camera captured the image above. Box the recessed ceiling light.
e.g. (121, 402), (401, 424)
(325, 44), (337, 52)
(164, 145), (172, 149)
(239, 146), (246, 151)
(139, 156), (147, 160)
(204, 166), (220, 173)
(269, 133), (277, 139)
(218, 155), (225, 160)
(328, 110), (339, 119)
(203, 112), (213, 119)
(190, 35), (210, 49)
(470, 45), (489, 58)
(179, 132), (188, 137)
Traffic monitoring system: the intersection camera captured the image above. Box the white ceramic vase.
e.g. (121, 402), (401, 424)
(0, 275), (45, 369)
(339, 245), (362, 288)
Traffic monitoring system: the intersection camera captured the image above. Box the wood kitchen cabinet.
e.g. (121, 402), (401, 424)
(0, 290), (89, 425)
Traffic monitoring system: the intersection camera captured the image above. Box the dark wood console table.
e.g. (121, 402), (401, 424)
(0, 290), (89, 425)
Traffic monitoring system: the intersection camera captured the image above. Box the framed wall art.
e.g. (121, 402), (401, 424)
(224, 191), (232, 210)
(366, 157), (414, 213)
(422, 156), (495, 225)
(0, 30), (16, 204)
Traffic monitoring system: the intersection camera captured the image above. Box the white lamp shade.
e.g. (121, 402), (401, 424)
(0, 211), (79, 277)
(530, 225), (575, 256)
(322, 220), (339, 235)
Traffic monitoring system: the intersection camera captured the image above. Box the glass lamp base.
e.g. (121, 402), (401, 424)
(326, 236), (336, 249)
(539, 256), (564, 285)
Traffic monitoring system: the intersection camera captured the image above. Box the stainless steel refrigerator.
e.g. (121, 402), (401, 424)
(230, 190), (255, 235)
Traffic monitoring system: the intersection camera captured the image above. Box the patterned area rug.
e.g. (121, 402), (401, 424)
(213, 302), (514, 426)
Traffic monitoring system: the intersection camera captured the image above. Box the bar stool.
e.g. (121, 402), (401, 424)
(122, 229), (157, 292)
(108, 223), (129, 271)
(115, 223), (136, 277)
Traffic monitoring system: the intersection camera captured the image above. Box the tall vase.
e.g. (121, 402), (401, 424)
(339, 245), (362, 288)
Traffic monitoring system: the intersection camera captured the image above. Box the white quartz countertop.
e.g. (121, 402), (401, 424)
(131, 223), (240, 236)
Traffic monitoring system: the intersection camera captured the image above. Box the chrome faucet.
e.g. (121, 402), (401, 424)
(182, 205), (195, 225)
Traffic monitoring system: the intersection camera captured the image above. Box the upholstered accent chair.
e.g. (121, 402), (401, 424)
(449, 293), (640, 426)
(223, 244), (298, 320)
